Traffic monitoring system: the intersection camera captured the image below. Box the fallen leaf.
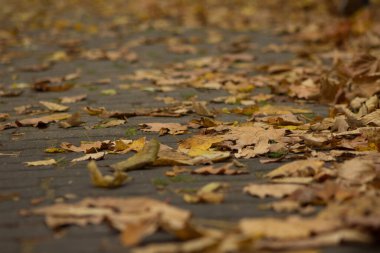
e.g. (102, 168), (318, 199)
(244, 184), (303, 199)
(0, 113), (9, 121)
(165, 166), (191, 177)
(140, 123), (187, 135)
(25, 159), (57, 166)
(239, 216), (341, 240)
(192, 101), (214, 117)
(337, 157), (376, 184)
(59, 94), (87, 104)
(256, 229), (372, 250)
(192, 163), (248, 175)
(61, 140), (111, 153)
(95, 119), (126, 128)
(111, 139), (160, 171)
(39, 101), (69, 112)
(28, 196), (197, 244)
(183, 182), (228, 204)
(87, 161), (129, 188)
(72, 152), (106, 162)
(59, 113), (84, 128)
(16, 113), (72, 127)
(265, 160), (325, 179)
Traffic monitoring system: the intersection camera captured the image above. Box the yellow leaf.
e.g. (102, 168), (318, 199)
(87, 160), (129, 188)
(178, 135), (224, 157)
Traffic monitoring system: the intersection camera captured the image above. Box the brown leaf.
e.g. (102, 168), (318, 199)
(192, 163), (248, 175)
(33, 80), (74, 92)
(61, 140), (111, 153)
(72, 152), (106, 162)
(256, 229), (372, 250)
(95, 119), (126, 128)
(28, 197), (196, 243)
(265, 160), (325, 179)
(39, 101), (69, 112)
(121, 220), (158, 246)
(337, 157), (376, 184)
(140, 123), (187, 135)
(16, 113), (72, 127)
(165, 166), (191, 177)
(239, 216), (341, 240)
(244, 184), (303, 199)
(0, 113), (9, 121)
(60, 94), (87, 104)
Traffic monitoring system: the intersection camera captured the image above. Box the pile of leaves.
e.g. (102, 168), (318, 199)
(1, 0), (380, 252)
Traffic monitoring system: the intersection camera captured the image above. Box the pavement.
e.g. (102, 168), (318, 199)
(1, 2), (380, 253)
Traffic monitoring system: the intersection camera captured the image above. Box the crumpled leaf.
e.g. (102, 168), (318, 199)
(111, 139), (160, 171)
(87, 161), (129, 188)
(244, 184), (303, 199)
(183, 182), (228, 204)
(25, 159), (57, 166)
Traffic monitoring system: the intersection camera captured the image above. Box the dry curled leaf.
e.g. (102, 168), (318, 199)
(59, 112), (84, 128)
(111, 138), (160, 171)
(183, 182), (228, 204)
(87, 161), (129, 188)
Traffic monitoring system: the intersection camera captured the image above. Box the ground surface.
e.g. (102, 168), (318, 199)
(1, 1), (380, 253)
